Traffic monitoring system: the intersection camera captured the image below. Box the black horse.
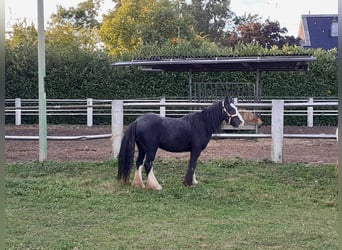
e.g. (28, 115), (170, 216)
(117, 96), (244, 190)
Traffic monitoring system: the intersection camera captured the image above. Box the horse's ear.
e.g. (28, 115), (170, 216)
(224, 96), (232, 104)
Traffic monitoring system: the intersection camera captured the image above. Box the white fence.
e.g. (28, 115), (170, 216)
(5, 97), (338, 127)
(5, 98), (338, 163)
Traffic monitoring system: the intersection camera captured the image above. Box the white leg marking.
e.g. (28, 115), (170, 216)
(146, 167), (162, 190)
(193, 172), (198, 184)
(132, 165), (145, 189)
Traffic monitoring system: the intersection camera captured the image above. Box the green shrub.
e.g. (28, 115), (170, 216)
(5, 43), (337, 125)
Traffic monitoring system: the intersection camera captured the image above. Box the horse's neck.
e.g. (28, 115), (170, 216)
(200, 102), (223, 134)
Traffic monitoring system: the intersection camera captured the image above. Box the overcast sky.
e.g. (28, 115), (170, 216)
(230, 0), (337, 36)
(5, 0), (338, 37)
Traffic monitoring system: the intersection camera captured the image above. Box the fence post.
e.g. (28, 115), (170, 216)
(111, 100), (123, 159)
(87, 98), (93, 127)
(160, 97), (166, 117)
(271, 100), (284, 163)
(307, 97), (313, 127)
(15, 98), (21, 126)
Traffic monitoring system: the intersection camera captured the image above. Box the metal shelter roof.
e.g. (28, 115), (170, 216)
(112, 55), (316, 103)
(112, 55), (316, 72)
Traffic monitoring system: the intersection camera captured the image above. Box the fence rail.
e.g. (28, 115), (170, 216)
(5, 97), (339, 126)
(5, 98), (338, 163)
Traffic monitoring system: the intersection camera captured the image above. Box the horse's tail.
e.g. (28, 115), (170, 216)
(117, 121), (137, 184)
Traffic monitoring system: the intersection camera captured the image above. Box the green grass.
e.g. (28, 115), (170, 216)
(6, 158), (337, 249)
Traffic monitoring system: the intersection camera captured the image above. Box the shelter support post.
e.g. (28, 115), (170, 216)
(255, 69), (261, 102)
(271, 100), (284, 163)
(111, 100), (123, 159)
(189, 69), (192, 102)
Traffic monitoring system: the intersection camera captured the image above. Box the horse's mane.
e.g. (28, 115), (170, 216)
(183, 101), (222, 134)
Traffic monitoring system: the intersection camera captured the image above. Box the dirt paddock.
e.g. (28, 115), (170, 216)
(5, 125), (338, 165)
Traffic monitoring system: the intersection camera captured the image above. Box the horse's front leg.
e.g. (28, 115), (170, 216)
(192, 172), (198, 184)
(183, 150), (201, 186)
(144, 152), (162, 190)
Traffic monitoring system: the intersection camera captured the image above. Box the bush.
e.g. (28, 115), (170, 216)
(5, 43), (337, 125)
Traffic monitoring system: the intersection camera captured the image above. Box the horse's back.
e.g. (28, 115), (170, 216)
(136, 113), (163, 132)
(135, 113), (192, 152)
(136, 113), (162, 123)
(136, 113), (188, 131)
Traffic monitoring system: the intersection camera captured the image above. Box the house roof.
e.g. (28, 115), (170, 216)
(112, 55), (315, 73)
(299, 14), (338, 50)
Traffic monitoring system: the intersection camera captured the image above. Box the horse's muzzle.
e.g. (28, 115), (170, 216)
(230, 116), (244, 128)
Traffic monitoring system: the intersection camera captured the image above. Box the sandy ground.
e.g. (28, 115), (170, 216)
(5, 125), (338, 165)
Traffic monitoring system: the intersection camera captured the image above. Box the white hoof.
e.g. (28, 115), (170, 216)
(146, 167), (162, 190)
(132, 165), (145, 189)
(193, 172), (198, 185)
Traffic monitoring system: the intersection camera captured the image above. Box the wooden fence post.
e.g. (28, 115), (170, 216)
(111, 100), (123, 159)
(307, 97), (313, 127)
(271, 100), (284, 163)
(15, 98), (21, 126)
(160, 97), (166, 117)
(87, 98), (93, 127)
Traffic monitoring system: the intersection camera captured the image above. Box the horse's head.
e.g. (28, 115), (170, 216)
(222, 96), (245, 128)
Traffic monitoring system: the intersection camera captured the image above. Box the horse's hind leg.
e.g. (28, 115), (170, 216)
(144, 152), (162, 190)
(132, 145), (145, 189)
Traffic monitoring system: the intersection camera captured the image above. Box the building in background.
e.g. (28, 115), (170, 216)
(298, 14), (338, 50)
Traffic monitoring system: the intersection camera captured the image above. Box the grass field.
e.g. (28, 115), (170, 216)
(6, 158), (337, 249)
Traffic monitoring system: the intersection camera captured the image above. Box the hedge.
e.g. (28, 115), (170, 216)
(5, 43), (337, 125)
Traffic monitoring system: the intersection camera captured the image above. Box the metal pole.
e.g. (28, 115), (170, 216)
(37, 0), (47, 161)
(0, 0), (6, 246)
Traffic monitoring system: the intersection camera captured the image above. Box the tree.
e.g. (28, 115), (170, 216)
(47, 0), (102, 51)
(99, 0), (194, 55)
(99, 0), (152, 55)
(48, 0), (101, 29)
(5, 21), (38, 99)
(46, 22), (100, 51)
(227, 14), (301, 48)
(6, 20), (37, 48)
(185, 0), (233, 45)
(138, 0), (193, 46)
